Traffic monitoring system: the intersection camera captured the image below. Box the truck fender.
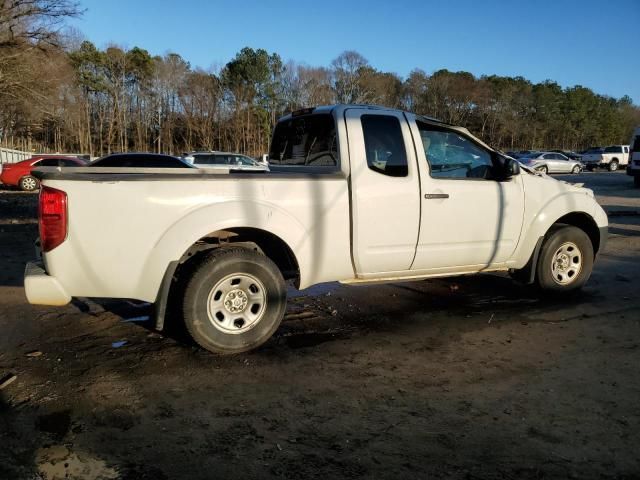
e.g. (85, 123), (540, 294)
(511, 191), (603, 270)
(138, 199), (308, 305)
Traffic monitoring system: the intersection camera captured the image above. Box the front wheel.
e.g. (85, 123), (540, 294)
(608, 160), (619, 172)
(182, 247), (286, 354)
(536, 226), (594, 292)
(538, 165), (549, 174)
(19, 175), (39, 191)
(571, 165), (581, 174)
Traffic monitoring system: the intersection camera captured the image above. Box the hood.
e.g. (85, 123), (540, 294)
(521, 167), (594, 198)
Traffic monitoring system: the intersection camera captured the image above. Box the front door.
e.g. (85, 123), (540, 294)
(409, 119), (525, 272)
(345, 109), (421, 274)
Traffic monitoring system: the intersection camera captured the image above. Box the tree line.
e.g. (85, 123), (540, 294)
(1, 0), (639, 158)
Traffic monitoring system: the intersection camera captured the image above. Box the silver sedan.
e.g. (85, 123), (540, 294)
(518, 152), (584, 174)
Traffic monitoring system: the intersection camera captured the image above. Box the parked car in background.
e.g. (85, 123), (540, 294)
(507, 150), (541, 159)
(626, 127), (640, 187)
(582, 145), (629, 171)
(89, 153), (193, 168)
(184, 152), (269, 171)
(0, 156), (85, 191)
(550, 149), (583, 161)
(518, 151), (583, 174)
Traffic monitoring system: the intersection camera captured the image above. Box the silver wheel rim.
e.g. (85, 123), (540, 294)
(23, 177), (36, 190)
(551, 241), (582, 285)
(206, 273), (267, 334)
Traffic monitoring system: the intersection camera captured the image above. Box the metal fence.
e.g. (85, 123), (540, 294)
(0, 147), (31, 165)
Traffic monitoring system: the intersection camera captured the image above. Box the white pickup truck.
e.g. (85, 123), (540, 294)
(25, 105), (608, 354)
(582, 145), (630, 171)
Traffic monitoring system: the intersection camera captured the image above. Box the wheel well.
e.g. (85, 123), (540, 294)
(552, 212), (601, 254)
(155, 228), (300, 330)
(178, 228), (300, 283)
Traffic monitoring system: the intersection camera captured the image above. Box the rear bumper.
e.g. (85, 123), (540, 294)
(24, 261), (71, 306)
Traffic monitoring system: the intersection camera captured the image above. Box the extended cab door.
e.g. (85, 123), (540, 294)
(409, 118), (525, 272)
(345, 109), (421, 274)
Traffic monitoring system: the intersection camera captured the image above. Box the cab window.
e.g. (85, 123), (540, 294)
(361, 115), (408, 177)
(417, 121), (495, 180)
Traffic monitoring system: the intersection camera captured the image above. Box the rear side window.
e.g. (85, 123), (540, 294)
(604, 146), (622, 153)
(195, 155), (257, 166)
(361, 115), (408, 177)
(39, 159), (60, 167)
(60, 159), (81, 166)
(269, 114), (338, 167)
(193, 155), (226, 165)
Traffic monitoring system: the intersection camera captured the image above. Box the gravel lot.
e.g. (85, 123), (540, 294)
(1, 172), (639, 479)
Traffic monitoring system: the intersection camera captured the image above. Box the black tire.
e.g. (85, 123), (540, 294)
(19, 175), (39, 191)
(536, 225), (594, 292)
(608, 160), (619, 172)
(586, 165), (595, 172)
(634, 176), (640, 188)
(571, 165), (581, 174)
(182, 247), (286, 354)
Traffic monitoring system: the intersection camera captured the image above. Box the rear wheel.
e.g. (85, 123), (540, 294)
(608, 160), (619, 172)
(19, 175), (39, 191)
(536, 226), (593, 292)
(182, 247), (286, 354)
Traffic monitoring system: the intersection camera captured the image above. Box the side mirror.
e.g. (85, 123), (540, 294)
(501, 157), (520, 179)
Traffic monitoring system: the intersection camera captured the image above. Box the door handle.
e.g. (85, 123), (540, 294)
(424, 193), (449, 199)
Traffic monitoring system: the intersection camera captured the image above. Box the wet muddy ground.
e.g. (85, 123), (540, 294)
(1, 172), (639, 479)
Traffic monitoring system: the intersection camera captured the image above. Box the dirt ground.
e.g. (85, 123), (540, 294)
(1, 172), (639, 480)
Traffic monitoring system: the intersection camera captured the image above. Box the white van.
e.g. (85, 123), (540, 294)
(627, 127), (640, 187)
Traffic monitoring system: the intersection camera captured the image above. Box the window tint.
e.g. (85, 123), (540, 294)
(360, 115), (408, 177)
(624, 146), (629, 153)
(633, 137), (640, 151)
(92, 155), (188, 168)
(195, 154), (258, 166)
(39, 159), (61, 166)
(59, 159), (80, 166)
(269, 113), (338, 167)
(604, 146), (622, 153)
(417, 121), (494, 179)
(193, 155), (226, 165)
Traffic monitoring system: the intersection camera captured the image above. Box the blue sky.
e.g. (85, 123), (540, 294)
(71, 0), (640, 103)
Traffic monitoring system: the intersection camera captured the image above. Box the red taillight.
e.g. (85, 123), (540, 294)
(39, 186), (68, 252)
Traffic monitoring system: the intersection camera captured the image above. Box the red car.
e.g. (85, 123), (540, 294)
(0, 156), (85, 191)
